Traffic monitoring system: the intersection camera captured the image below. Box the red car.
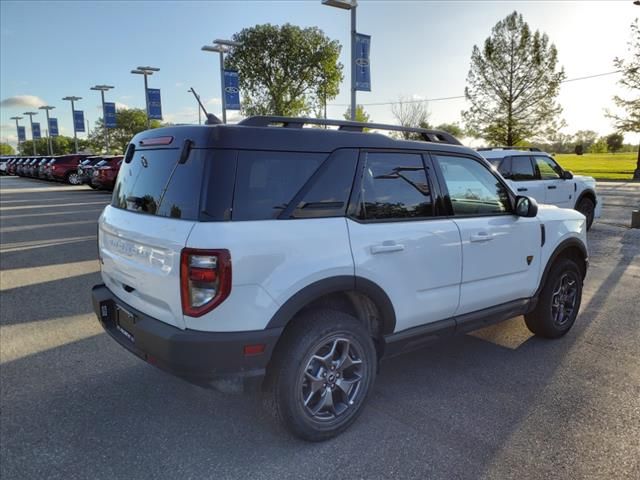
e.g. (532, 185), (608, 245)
(91, 156), (123, 190)
(47, 154), (90, 184)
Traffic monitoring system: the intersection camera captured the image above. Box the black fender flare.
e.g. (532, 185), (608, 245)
(534, 237), (588, 300)
(265, 275), (396, 335)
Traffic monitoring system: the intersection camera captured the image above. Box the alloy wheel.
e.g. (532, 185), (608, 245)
(300, 337), (365, 421)
(551, 272), (578, 327)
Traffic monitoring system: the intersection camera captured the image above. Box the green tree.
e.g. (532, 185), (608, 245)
(606, 19), (639, 178)
(18, 138), (49, 155)
(344, 105), (371, 123)
(0, 143), (15, 155)
(435, 122), (465, 138)
(89, 108), (161, 154)
(590, 138), (608, 154)
(225, 23), (343, 117)
(606, 133), (624, 153)
(573, 130), (598, 151)
(463, 11), (565, 146)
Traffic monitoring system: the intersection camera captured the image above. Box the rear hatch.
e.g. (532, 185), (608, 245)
(99, 136), (208, 329)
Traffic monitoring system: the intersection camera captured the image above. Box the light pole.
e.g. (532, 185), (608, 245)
(23, 111), (38, 155)
(90, 85), (114, 154)
(188, 88), (202, 124)
(10, 116), (23, 151)
(38, 105), (55, 155)
(131, 66), (160, 128)
(62, 96), (82, 153)
(322, 0), (357, 120)
(202, 39), (242, 123)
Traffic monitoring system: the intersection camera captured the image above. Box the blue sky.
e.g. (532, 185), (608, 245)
(1, 0), (637, 147)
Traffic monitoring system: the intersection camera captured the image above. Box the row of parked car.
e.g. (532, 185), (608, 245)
(0, 154), (123, 190)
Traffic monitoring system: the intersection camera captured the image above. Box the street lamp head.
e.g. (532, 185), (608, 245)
(201, 44), (226, 53)
(322, 0), (356, 10)
(38, 105), (55, 111)
(137, 66), (160, 72)
(62, 96), (82, 101)
(10, 116), (23, 120)
(213, 38), (242, 47)
(23, 111), (37, 116)
(131, 69), (146, 75)
(91, 85), (114, 91)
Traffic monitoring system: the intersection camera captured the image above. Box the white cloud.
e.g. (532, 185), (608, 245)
(206, 97), (221, 106)
(0, 95), (46, 109)
(163, 107), (199, 125)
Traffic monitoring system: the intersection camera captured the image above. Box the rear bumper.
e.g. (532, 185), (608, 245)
(92, 284), (282, 391)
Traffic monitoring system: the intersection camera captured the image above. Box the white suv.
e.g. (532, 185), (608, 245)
(479, 148), (602, 229)
(92, 117), (588, 441)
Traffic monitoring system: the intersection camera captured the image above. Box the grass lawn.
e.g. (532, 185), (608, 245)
(554, 152), (638, 180)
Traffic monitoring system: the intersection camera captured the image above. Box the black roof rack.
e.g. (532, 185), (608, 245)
(238, 116), (463, 146)
(477, 146), (541, 152)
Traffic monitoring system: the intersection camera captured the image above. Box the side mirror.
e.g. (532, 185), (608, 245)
(562, 170), (574, 180)
(515, 195), (538, 218)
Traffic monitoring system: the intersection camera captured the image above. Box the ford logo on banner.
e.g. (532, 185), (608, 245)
(355, 33), (371, 92)
(48, 118), (59, 137)
(32, 122), (41, 139)
(73, 110), (85, 132)
(103, 102), (117, 129)
(146, 88), (163, 120)
(17, 126), (26, 142)
(223, 70), (241, 110)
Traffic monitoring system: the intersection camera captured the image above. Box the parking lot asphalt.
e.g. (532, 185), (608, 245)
(1, 175), (639, 480)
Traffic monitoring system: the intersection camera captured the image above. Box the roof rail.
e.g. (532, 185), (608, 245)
(238, 116), (463, 146)
(477, 146), (541, 152)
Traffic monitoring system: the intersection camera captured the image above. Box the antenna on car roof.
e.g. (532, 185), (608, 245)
(188, 87), (222, 125)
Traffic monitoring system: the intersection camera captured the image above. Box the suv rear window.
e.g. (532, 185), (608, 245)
(111, 148), (205, 220)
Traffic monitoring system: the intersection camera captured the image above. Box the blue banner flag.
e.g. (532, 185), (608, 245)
(147, 88), (163, 120)
(32, 122), (41, 139)
(73, 110), (85, 132)
(354, 33), (371, 92)
(48, 117), (59, 137)
(223, 70), (241, 110)
(104, 102), (117, 128)
(17, 126), (26, 142)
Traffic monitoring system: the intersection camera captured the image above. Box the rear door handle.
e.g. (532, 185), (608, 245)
(371, 243), (405, 254)
(470, 232), (494, 243)
(547, 185), (557, 190)
(517, 188), (528, 192)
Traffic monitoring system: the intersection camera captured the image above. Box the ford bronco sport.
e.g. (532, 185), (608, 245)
(92, 117), (588, 441)
(479, 147), (601, 229)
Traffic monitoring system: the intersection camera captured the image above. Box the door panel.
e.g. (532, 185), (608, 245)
(506, 156), (547, 204)
(347, 151), (462, 333)
(533, 155), (573, 207)
(434, 153), (542, 314)
(453, 215), (541, 314)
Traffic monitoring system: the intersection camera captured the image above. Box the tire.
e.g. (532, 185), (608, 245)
(266, 309), (377, 442)
(576, 197), (595, 230)
(525, 258), (583, 339)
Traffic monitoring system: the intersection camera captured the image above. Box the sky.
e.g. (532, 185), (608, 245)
(1, 0), (638, 149)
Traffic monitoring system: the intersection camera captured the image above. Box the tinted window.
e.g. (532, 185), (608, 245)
(112, 148), (205, 220)
(534, 156), (562, 179)
(291, 149), (358, 219)
(436, 155), (511, 215)
(233, 151), (325, 221)
(511, 156), (536, 180)
(357, 152), (433, 220)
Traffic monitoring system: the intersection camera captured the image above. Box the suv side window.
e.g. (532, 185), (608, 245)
(233, 151), (326, 221)
(511, 156), (536, 181)
(534, 155), (562, 180)
(356, 152), (433, 221)
(435, 154), (511, 215)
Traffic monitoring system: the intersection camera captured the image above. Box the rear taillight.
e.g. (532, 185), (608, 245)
(180, 249), (231, 317)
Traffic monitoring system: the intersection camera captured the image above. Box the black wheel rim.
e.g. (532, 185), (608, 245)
(551, 272), (579, 327)
(300, 337), (365, 421)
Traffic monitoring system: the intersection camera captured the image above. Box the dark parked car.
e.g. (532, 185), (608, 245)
(47, 154), (90, 184)
(18, 158), (36, 176)
(91, 156), (123, 190)
(35, 158), (52, 178)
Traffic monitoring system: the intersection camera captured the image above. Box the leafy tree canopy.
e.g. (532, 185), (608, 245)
(225, 23), (343, 117)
